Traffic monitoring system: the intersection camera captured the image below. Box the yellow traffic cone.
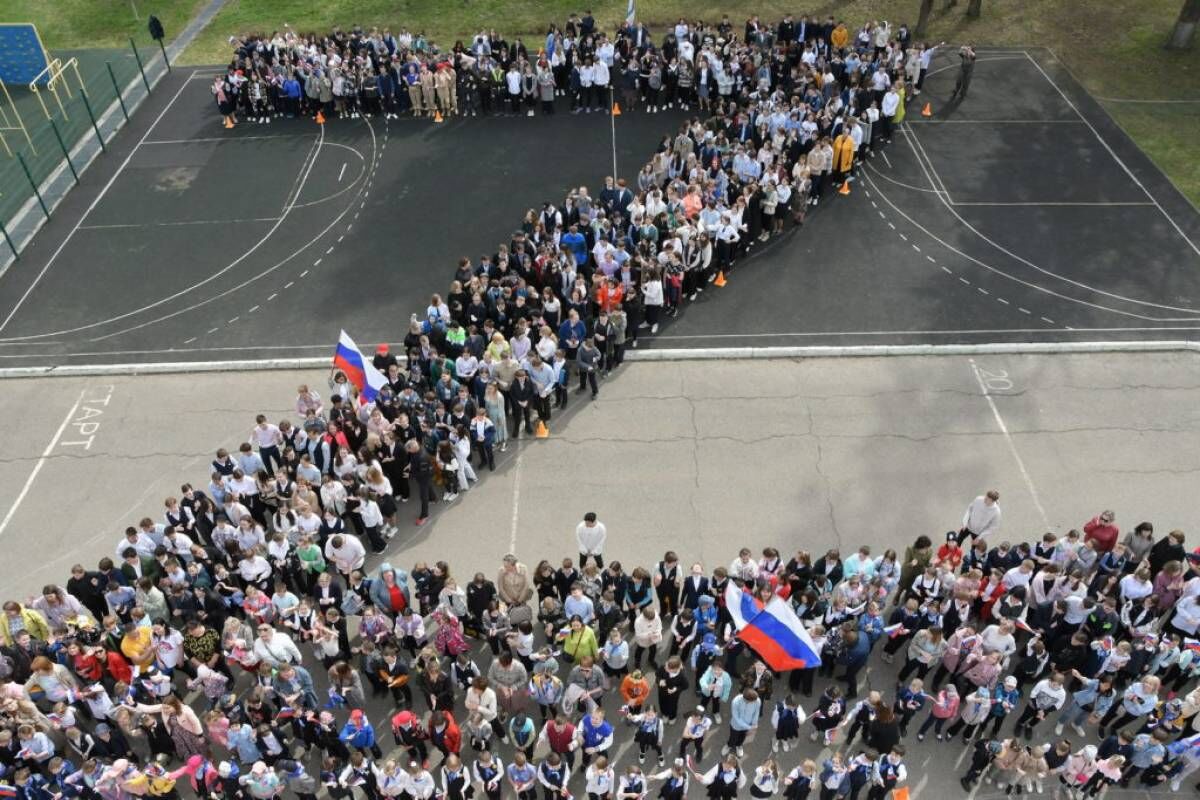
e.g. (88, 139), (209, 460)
(839, 180), (851, 195)
(612, 102), (621, 115)
(921, 102), (932, 117)
(315, 110), (325, 125)
(434, 109), (443, 123)
(713, 271), (727, 287)
(535, 420), (549, 438)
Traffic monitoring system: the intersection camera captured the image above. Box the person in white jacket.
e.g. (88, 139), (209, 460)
(585, 755), (615, 798)
(577, 512), (607, 569)
(252, 624), (303, 666)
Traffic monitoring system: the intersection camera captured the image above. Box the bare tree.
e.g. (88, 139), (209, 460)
(966, 0), (982, 17)
(916, 0), (935, 36)
(1168, 0), (1199, 49)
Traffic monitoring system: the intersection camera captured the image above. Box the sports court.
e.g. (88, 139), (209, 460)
(0, 47), (1197, 366)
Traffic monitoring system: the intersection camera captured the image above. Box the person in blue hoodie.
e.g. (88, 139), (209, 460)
(368, 563), (410, 618)
(339, 709), (383, 759)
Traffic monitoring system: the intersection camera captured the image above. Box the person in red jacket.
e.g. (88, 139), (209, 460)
(427, 709), (461, 761)
(1083, 510), (1119, 553)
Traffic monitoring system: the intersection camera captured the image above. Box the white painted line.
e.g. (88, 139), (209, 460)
(1018, 308), (1031, 314)
(969, 358), (1050, 527)
(864, 190), (871, 197)
(912, 245), (921, 252)
(354, 212), (360, 219)
(326, 246), (335, 254)
(300, 270), (309, 278)
(906, 119), (1084, 124)
(267, 293), (277, 301)
(313, 259), (322, 267)
(878, 210), (886, 219)
(1041, 317), (1056, 324)
(950, 201), (1156, 207)
(248, 305), (259, 313)
(0, 388), (86, 538)
(887, 222), (896, 230)
(941, 266), (952, 274)
(361, 201), (366, 209)
(978, 288), (989, 295)
(183, 337), (197, 344)
(79, 216), (281, 230)
(899, 233), (908, 241)
(143, 134), (314, 144)
(337, 235), (344, 243)
(508, 452), (524, 554)
(346, 224), (353, 232)
(1023, 50), (1200, 258)
(880, 150), (893, 168)
(871, 200), (878, 208)
(926, 255), (937, 263)
(997, 298), (1009, 305)
(283, 281), (295, 289)
(364, 191), (369, 198)
(0, 76), (195, 335)
(959, 277), (970, 285)
(227, 316), (239, 324)
(338, 162), (347, 182)
(207, 327), (219, 334)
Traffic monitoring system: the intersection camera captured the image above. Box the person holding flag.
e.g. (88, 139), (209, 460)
(331, 331), (388, 405)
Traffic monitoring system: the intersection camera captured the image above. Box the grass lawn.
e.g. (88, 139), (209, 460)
(1, 0), (210, 50)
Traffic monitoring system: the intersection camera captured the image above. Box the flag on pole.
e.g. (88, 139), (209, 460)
(332, 330), (388, 403)
(625, 0), (636, 25)
(733, 595), (823, 670)
(882, 623), (908, 639)
(1184, 639), (1200, 656)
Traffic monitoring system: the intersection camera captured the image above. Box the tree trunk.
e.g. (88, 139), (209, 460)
(916, 0), (935, 37)
(1167, 0), (1200, 49)
(966, 0), (982, 17)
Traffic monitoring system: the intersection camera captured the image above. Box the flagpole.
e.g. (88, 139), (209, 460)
(610, 86), (618, 180)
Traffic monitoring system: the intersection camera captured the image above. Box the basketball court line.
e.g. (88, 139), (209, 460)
(0, 74), (198, 336)
(901, 109), (1200, 317)
(79, 217), (282, 230)
(143, 134), (317, 144)
(1021, 50), (1200, 259)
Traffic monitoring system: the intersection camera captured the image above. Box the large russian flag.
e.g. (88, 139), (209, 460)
(735, 596), (822, 670)
(332, 330), (388, 403)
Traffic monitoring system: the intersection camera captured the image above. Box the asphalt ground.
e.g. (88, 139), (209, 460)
(1, 353), (1196, 798)
(0, 49), (1198, 366)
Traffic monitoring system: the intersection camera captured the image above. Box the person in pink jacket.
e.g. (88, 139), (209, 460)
(916, 685), (959, 741)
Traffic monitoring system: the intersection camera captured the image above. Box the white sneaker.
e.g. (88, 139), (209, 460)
(1053, 724), (1064, 735)
(736, 747), (744, 758)
(714, 713), (722, 724)
(721, 746), (730, 756)
(1170, 781), (1181, 792)
(782, 740), (790, 752)
(1036, 781), (1044, 794)
(772, 741), (779, 753)
(1071, 724), (1085, 737)
(650, 324), (658, 334)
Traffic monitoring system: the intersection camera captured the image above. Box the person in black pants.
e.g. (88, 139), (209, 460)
(406, 440), (436, 525)
(509, 371), (535, 437)
(960, 739), (1001, 791)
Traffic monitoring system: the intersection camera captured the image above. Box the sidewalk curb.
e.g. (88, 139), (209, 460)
(0, 340), (1195, 379)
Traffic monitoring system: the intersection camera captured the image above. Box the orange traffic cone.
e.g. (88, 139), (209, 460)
(535, 420), (549, 438)
(434, 109), (443, 123)
(921, 102), (932, 117)
(315, 110), (325, 125)
(612, 102), (621, 115)
(713, 271), (727, 287)
(839, 180), (851, 195)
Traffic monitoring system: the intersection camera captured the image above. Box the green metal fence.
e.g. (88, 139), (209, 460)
(0, 31), (169, 260)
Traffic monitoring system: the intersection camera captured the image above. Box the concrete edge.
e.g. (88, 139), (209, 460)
(0, 340), (1197, 378)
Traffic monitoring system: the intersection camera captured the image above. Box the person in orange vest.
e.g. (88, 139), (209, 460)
(832, 127), (856, 190)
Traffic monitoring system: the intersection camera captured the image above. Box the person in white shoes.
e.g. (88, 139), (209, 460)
(576, 512), (607, 569)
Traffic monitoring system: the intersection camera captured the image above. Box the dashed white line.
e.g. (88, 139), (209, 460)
(871, 200), (878, 208)
(207, 327), (219, 334)
(878, 210), (886, 219)
(364, 191), (370, 198)
(354, 212), (360, 219)
(337, 235), (345, 243)
(959, 277), (971, 285)
(326, 246), (334, 254)
(978, 288), (989, 296)
(267, 293), (277, 301)
(284, 282), (294, 289)
(887, 222), (896, 230)
(1018, 307), (1031, 314)
(926, 255), (937, 263)
(898, 233), (908, 242)
(227, 316), (239, 324)
(912, 244), (921, 253)
(300, 270), (309, 277)
(941, 266), (952, 274)
(997, 298), (1010, 305)
(346, 224), (353, 232)
(1041, 316), (1056, 324)
(183, 337), (197, 344)
(865, 190), (871, 197)
(313, 258), (322, 266)
(360, 201), (366, 209)
(337, 162), (347, 181)
(248, 305), (259, 313)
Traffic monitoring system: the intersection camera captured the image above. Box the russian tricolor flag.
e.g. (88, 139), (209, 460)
(726, 584), (822, 670)
(333, 330), (388, 403)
